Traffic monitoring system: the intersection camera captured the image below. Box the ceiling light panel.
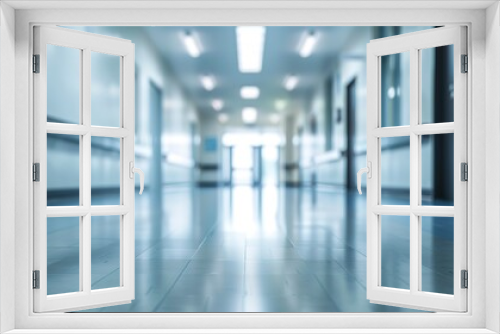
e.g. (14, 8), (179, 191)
(299, 31), (318, 58)
(284, 75), (299, 91)
(240, 86), (260, 99)
(236, 26), (266, 73)
(218, 113), (229, 123)
(242, 107), (258, 124)
(200, 75), (216, 91)
(182, 31), (202, 58)
(212, 99), (224, 111)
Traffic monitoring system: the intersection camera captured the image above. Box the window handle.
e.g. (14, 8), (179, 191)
(129, 161), (145, 195)
(357, 162), (372, 195)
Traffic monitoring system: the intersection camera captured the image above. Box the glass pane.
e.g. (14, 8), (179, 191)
(91, 137), (121, 206)
(421, 45), (454, 124)
(381, 215), (410, 290)
(47, 134), (80, 206)
(381, 51), (410, 127)
(91, 215), (121, 290)
(421, 134), (454, 206)
(380, 137), (410, 205)
(47, 217), (80, 295)
(47, 44), (81, 124)
(421, 217), (454, 294)
(91, 52), (121, 127)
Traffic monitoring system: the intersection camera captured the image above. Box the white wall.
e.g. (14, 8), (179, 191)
(0, 2), (16, 332)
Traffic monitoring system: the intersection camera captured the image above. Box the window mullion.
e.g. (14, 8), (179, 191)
(82, 47), (92, 294)
(409, 47), (419, 295)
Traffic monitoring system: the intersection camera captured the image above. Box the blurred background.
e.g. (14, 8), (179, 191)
(45, 26), (455, 313)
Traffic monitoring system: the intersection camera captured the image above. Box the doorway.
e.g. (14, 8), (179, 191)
(346, 78), (357, 189)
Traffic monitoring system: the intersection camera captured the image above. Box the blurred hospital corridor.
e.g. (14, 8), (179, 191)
(45, 26), (455, 313)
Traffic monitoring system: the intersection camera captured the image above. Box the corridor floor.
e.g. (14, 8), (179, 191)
(47, 185), (453, 312)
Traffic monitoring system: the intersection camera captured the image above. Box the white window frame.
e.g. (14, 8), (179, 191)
(1, 2), (499, 333)
(33, 25), (136, 313)
(365, 26), (467, 312)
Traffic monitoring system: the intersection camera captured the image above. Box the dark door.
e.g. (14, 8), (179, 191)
(346, 78), (357, 189)
(149, 81), (163, 195)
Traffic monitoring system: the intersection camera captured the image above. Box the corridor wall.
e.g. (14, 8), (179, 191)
(47, 26), (199, 198)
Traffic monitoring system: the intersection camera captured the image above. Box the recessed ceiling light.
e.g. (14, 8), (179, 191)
(240, 86), (260, 99)
(275, 99), (287, 111)
(236, 26), (266, 73)
(212, 99), (224, 111)
(200, 75), (216, 91)
(218, 113), (229, 123)
(269, 113), (281, 124)
(181, 31), (202, 58)
(299, 31), (318, 58)
(242, 107), (258, 124)
(284, 75), (299, 91)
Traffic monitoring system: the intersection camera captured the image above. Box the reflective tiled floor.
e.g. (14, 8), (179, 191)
(47, 185), (453, 312)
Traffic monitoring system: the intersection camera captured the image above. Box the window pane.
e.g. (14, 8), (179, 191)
(381, 215), (410, 290)
(91, 137), (121, 205)
(380, 137), (410, 205)
(421, 45), (454, 124)
(381, 52), (410, 127)
(47, 134), (80, 206)
(421, 134), (454, 206)
(421, 217), (454, 294)
(91, 215), (121, 290)
(91, 52), (121, 127)
(47, 217), (80, 295)
(47, 44), (81, 124)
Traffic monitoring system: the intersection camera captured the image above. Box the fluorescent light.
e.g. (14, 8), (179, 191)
(275, 99), (286, 111)
(236, 26), (266, 73)
(269, 113), (281, 124)
(212, 99), (224, 111)
(299, 31), (318, 58)
(242, 107), (258, 124)
(284, 75), (299, 91)
(182, 31), (202, 58)
(218, 113), (229, 123)
(240, 86), (260, 99)
(200, 75), (216, 91)
(387, 86), (395, 99)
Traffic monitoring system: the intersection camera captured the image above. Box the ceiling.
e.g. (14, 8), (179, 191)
(144, 26), (369, 122)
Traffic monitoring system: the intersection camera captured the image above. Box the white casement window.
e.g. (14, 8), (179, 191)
(360, 26), (467, 312)
(2, 4), (496, 333)
(33, 26), (142, 312)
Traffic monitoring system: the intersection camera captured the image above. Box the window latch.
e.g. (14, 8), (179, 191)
(357, 162), (372, 195)
(129, 161), (145, 195)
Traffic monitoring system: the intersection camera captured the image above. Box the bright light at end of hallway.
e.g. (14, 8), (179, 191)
(200, 75), (216, 91)
(269, 113), (280, 124)
(299, 31), (318, 58)
(284, 75), (299, 91)
(242, 107), (258, 124)
(181, 31), (202, 58)
(240, 86), (260, 99)
(236, 26), (266, 73)
(275, 99), (287, 111)
(212, 99), (224, 111)
(218, 113), (229, 123)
